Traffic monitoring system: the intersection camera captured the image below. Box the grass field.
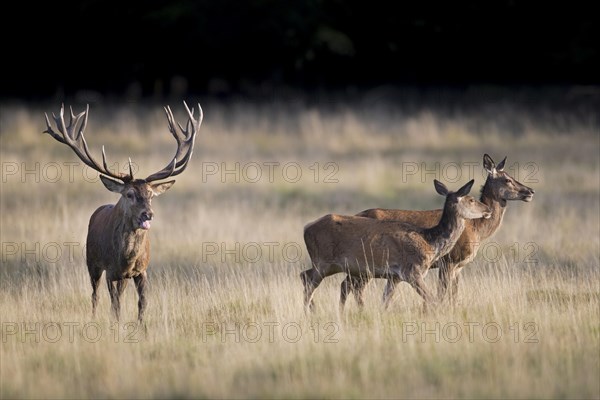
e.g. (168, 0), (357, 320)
(1, 93), (599, 399)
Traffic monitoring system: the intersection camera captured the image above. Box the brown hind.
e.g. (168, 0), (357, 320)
(340, 154), (534, 311)
(302, 179), (491, 312)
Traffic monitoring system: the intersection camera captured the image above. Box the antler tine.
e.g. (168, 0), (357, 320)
(44, 111), (67, 144)
(173, 101), (200, 168)
(179, 101), (194, 138)
(128, 158), (134, 178)
(43, 104), (133, 182)
(71, 104), (89, 140)
(163, 105), (181, 141)
(145, 102), (201, 182)
(183, 101), (203, 130)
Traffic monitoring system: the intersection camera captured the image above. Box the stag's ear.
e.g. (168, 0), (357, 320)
(456, 179), (475, 197)
(151, 180), (175, 196)
(100, 175), (125, 194)
(483, 154), (496, 174)
(434, 179), (449, 196)
(496, 156), (507, 171)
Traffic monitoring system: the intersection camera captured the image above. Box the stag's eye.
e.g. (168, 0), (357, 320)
(126, 192), (134, 200)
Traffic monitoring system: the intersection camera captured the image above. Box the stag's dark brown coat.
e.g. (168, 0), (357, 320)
(44, 102), (201, 322)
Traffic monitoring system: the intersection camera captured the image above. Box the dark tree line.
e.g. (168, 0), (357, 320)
(3, 0), (598, 99)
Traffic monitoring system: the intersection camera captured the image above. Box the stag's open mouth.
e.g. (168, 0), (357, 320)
(138, 216), (152, 230)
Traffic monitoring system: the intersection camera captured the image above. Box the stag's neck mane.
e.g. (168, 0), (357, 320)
(110, 198), (148, 251)
(423, 200), (466, 261)
(473, 178), (507, 239)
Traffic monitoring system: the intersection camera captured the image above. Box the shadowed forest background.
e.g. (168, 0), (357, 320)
(3, 0), (599, 101)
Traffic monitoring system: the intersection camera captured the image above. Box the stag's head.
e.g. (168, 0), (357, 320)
(99, 176), (175, 230)
(483, 154), (535, 202)
(44, 102), (202, 231)
(434, 179), (492, 220)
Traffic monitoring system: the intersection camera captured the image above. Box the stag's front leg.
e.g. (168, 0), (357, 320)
(89, 268), (103, 318)
(106, 276), (126, 321)
(133, 272), (148, 323)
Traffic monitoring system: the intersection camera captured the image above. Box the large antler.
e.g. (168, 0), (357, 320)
(44, 104), (134, 182)
(144, 101), (202, 182)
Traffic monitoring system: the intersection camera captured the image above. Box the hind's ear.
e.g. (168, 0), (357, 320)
(496, 156), (507, 171)
(434, 179), (448, 196)
(456, 179), (475, 197)
(483, 154), (496, 174)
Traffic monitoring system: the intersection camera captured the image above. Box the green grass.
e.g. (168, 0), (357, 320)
(1, 98), (599, 399)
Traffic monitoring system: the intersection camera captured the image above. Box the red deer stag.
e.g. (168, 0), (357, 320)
(339, 154), (535, 311)
(302, 179), (491, 311)
(44, 102), (202, 322)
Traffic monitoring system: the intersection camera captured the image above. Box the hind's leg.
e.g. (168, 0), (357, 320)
(300, 268), (324, 312)
(448, 264), (466, 305)
(340, 275), (369, 313)
(382, 277), (401, 309)
(340, 276), (352, 313)
(408, 271), (437, 313)
(351, 276), (369, 309)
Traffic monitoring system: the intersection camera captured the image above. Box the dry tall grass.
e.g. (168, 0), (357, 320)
(1, 97), (599, 398)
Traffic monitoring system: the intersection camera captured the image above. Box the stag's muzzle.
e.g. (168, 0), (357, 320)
(139, 211), (153, 230)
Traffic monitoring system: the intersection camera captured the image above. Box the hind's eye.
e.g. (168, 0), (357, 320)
(505, 179), (511, 183)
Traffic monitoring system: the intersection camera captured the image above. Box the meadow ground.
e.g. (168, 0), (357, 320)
(1, 91), (599, 398)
